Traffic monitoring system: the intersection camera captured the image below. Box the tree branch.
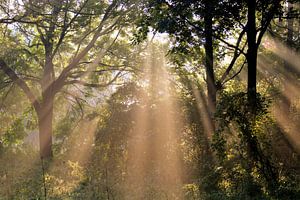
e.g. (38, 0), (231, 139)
(53, 1), (120, 93)
(256, 0), (282, 48)
(219, 29), (247, 83)
(223, 59), (246, 85)
(0, 59), (40, 113)
(52, 0), (90, 57)
(215, 35), (246, 56)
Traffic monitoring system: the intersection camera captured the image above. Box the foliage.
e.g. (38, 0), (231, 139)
(213, 91), (300, 199)
(0, 0), (300, 199)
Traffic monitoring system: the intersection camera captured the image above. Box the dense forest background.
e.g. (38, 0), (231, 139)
(0, 0), (299, 199)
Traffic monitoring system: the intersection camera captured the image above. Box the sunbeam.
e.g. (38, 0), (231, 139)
(263, 36), (300, 76)
(124, 43), (184, 199)
(191, 84), (214, 141)
(257, 50), (300, 154)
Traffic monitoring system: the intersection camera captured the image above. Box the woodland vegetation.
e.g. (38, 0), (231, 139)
(0, 0), (299, 199)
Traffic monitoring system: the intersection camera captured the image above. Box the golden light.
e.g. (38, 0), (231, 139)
(258, 37), (300, 154)
(124, 43), (184, 199)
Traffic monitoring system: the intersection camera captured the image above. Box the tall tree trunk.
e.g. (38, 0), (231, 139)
(246, 0), (257, 108)
(204, 0), (216, 137)
(38, 97), (54, 158)
(39, 44), (55, 158)
(245, 0), (279, 190)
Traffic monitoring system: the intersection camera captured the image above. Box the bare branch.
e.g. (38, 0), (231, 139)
(223, 59), (247, 85)
(219, 28), (247, 83)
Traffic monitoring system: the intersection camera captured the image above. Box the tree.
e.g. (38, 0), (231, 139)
(213, 0), (284, 191)
(244, 0), (283, 107)
(0, 0), (137, 158)
(135, 0), (243, 138)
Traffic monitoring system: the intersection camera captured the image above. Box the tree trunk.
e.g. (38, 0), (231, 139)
(38, 41), (55, 158)
(38, 98), (54, 158)
(246, 0), (257, 108)
(204, 0), (216, 137)
(245, 0), (279, 190)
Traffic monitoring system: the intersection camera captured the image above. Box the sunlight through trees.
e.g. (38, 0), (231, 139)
(0, 0), (300, 199)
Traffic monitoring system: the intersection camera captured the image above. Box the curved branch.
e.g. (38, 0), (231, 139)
(219, 29), (247, 83)
(0, 59), (40, 113)
(256, 0), (282, 48)
(223, 59), (247, 85)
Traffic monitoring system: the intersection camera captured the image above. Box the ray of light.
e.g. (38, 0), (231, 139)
(257, 53), (300, 154)
(258, 55), (299, 101)
(124, 45), (157, 198)
(151, 54), (183, 198)
(124, 44), (184, 199)
(263, 36), (300, 76)
(40, 117), (98, 197)
(63, 118), (98, 164)
(272, 103), (300, 154)
(124, 87), (151, 198)
(191, 84), (214, 141)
